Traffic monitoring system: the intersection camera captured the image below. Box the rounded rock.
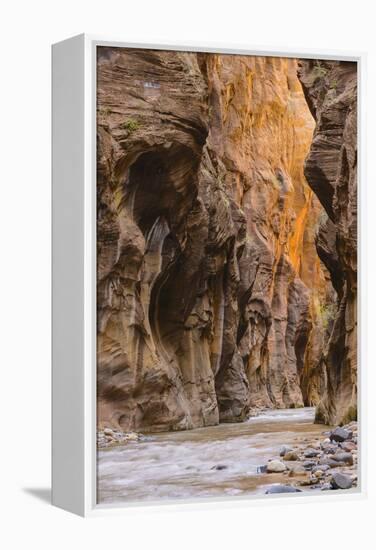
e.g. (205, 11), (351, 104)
(279, 445), (293, 457)
(330, 427), (352, 443)
(330, 472), (353, 490)
(266, 460), (287, 473)
(283, 451), (300, 461)
(332, 452), (353, 465)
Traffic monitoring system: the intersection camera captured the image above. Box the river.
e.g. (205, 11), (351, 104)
(97, 407), (328, 505)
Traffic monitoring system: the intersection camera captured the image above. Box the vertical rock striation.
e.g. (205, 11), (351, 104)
(199, 55), (332, 418)
(97, 48), (335, 432)
(298, 60), (357, 426)
(97, 48), (212, 431)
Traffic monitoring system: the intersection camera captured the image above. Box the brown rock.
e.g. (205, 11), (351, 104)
(266, 460), (287, 473)
(96, 49), (338, 432)
(332, 452), (354, 465)
(298, 60), (357, 426)
(340, 441), (357, 452)
(288, 465), (307, 477)
(284, 451), (300, 461)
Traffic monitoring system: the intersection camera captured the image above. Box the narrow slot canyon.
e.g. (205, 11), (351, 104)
(96, 48), (357, 440)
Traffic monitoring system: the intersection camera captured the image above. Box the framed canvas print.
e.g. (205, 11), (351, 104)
(52, 35), (365, 516)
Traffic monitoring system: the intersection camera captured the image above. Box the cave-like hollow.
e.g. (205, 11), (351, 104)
(126, 145), (206, 381)
(123, 138), (333, 424)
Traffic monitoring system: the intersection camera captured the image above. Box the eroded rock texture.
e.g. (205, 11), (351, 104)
(97, 48), (334, 432)
(298, 60), (357, 426)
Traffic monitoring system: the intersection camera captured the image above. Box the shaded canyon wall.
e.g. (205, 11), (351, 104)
(96, 48), (339, 432)
(298, 60), (357, 426)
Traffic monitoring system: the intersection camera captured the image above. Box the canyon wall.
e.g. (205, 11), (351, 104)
(96, 48), (333, 432)
(298, 60), (357, 426)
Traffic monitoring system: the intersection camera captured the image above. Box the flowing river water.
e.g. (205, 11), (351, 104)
(97, 407), (329, 505)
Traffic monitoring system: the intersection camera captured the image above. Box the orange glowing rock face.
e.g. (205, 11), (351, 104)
(96, 49), (355, 433)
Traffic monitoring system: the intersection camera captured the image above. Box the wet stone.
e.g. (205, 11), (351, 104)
(340, 441), (357, 452)
(266, 460), (287, 473)
(319, 457), (345, 468)
(304, 448), (320, 458)
(280, 445), (293, 457)
(330, 427), (352, 443)
(265, 484), (302, 494)
(330, 472), (353, 490)
(284, 451), (300, 461)
(332, 452), (353, 465)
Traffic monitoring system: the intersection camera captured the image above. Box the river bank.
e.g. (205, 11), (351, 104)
(97, 408), (358, 505)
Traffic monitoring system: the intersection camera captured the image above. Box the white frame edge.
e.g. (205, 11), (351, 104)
(52, 34), (86, 516)
(51, 33), (367, 517)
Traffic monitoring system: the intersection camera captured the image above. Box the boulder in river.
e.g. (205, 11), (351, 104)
(284, 451), (300, 461)
(330, 472), (353, 490)
(265, 484), (302, 494)
(332, 452), (354, 465)
(330, 427), (352, 443)
(266, 460), (287, 473)
(280, 445), (293, 457)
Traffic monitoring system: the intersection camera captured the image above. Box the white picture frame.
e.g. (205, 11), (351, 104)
(52, 34), (366, 517)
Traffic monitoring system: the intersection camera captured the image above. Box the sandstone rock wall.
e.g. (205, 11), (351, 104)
(96, 48), (334, 432)
(298, 60), (357, 426)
